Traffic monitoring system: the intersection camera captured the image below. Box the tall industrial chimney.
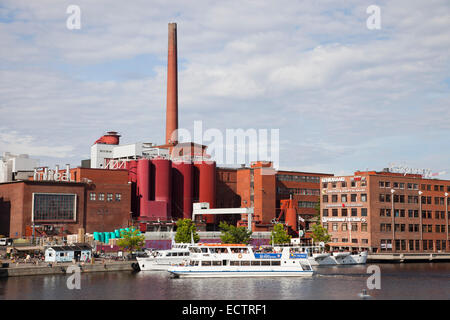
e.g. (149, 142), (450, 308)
(166, 22), (178, 145)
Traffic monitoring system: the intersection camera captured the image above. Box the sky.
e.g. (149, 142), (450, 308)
(0, 0), (449, 178)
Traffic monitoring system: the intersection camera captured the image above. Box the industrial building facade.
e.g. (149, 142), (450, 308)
(0, 168), (131, 238)
(320, 171), (450, 253)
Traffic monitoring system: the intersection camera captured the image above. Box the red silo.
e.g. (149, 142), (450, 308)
(194, 161), (216, 224)
(172, 161), (193, 220)
(137, 159), (151, 217)
(153, 158), (172, 219)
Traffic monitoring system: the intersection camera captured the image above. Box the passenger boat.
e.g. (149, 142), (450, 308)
(272, 245), (368, 266)
(167, 243), (314, 278)
(136, 243), (191, 271)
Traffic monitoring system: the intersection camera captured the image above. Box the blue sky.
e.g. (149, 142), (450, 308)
(0, 0), (449, 179)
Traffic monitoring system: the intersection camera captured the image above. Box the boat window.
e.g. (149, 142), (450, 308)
(261, 260), (270, 266)
(209, 248), (217, 254)
(201, 261), (211, 266)
(251, 261), (261, 266)
(300, 262), (312, 271)
(230, 261), (240, 266)
(201, 248), (208, 253)
(212, 261), (222, 266)
(189, 248), (201, 253)
(184, 252), (189, 256)
(166, 253), (172, 257)
(240, 261), (250, 266)
(270, 260), (281, 266)
(189, 260), (199, 266)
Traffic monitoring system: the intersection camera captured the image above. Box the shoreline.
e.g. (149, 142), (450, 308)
(0, 260), (135, 278)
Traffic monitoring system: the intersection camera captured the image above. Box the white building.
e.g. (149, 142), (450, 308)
(0, 152), (39, 183)
(90, 142), (169, 169)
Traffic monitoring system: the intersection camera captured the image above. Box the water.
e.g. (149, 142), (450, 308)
(0, 263), (448, 300)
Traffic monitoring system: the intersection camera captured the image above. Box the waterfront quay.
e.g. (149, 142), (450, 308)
(0, 259), (134, 278)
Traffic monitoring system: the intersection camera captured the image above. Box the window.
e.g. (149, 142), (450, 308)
(98, 193), (105, 201)
(352, 239), (358, 243)
(361, 223), (367, 232)
(332, 195), (338, 203)
(115, 193), (121, 201)
(379, 194), (385, 202)
(341, 194), (347, 202)
(322, 209), (329, 217)
(33, 193), (76, 221)
(332, 223), (338, 231)
(90, 192), (96, 201)
(351, 208), (357, 216)
(341, 208), (348, 216)
(322, 195), (328, 203)
(361, 208), (367, 216)
(271, 261), (281, 266)
(385, 182), (390, 188)
(342, 223), (348, 231)
(351, 194), (357, 202)
(332, 209), (338, 217)
(386, 209), (391, 217)
(107, 193), (113, 202)
(380, 208), (385, 216)
(379, 181), (385, 188)
(351, 223), (358, 231)
(361, 194), (367, 202)
(341, 181), (347, 188)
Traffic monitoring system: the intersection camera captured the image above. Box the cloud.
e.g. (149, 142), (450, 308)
(0, 0), (449, 174)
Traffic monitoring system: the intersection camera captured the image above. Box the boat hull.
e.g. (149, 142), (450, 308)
(308, 252), (368, 266)
(136, 257), (187, 271)
(168, 267), (314, 278)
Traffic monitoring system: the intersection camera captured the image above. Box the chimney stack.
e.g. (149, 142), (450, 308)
(166, 22), (178, 145)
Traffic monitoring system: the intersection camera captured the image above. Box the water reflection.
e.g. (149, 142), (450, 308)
(0, 263), (448, 300)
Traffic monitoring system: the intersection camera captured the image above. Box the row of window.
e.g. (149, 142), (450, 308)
(322, 180), (366, 189)
(380, 223), (448, 233)
(421, 184), (450, 192)
(380, 239), (447, 251)
(277, 187), (320, 196)
(379, 181), (419, 190)
(298, 201), (317, 208)
(277, 175), (321, 184)
(323, 194), (367, 203)
(89, 192), (121, 202)
(323, 208), (367, 217)
(379, 208), (449, 219)
(324, 223), (368, 232)
(330, 238), (369, 244)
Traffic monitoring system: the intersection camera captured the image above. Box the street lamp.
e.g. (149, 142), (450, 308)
(445, 192), (449, 247)
(418, 191), (423, 245)
(391, 189), (395, 251)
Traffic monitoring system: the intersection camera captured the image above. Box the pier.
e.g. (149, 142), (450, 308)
(367, 252), (450, 263)
(0, 260), (134, 278)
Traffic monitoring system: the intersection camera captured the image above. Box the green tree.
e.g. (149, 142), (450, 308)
(117, 228), (145, 255)
(270, 224), (291, 245)
(219, 221), (252, 244)
(175, 219), (200, 243)
(310, 223), (331, 244)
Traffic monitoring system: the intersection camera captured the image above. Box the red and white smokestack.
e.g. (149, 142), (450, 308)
(166, 22), (178, 145)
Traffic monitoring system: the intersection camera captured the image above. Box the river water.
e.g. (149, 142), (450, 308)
(0, 263), (448, 300)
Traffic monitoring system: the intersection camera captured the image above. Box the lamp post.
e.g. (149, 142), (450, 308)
(445, 192), (448, 250)
(419, 191), (423, 247)
(391, 189), (395, 251)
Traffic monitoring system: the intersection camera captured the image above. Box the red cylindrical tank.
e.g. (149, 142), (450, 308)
(137, 159), (151, 217)
(172, 161), (193, 220)
(127, 160), (138, 183)
(153, 158), (172, 219)
(94, 131), (121, 145)
(194, 161), (216, 224)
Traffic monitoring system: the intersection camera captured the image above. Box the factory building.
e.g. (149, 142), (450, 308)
(320, 170), (450, 253)
(0, 167), (131, 238)
(0, 152), (39, 183)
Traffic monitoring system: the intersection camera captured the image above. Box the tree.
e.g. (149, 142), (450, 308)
(310, 223), (331, 244)
(218, 221), (252, 244)
(117, 228), (145, 256)
(175, 219), (200, 243)
(271, 224), (291, 245)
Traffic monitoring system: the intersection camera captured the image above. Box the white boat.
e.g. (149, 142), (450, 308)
(167, 243), (314, 278)
(136, 243), (191, 271)
(272, 245), (368, 266)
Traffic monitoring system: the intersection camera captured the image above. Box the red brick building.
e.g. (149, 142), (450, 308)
(0, 168), (131, 238)
(216, 161), (333, 234)
(320, 171), (450, 253)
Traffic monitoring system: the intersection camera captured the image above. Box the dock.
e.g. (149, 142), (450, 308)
(0, 260), (135, 278)
(368, 252), (450, 263)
